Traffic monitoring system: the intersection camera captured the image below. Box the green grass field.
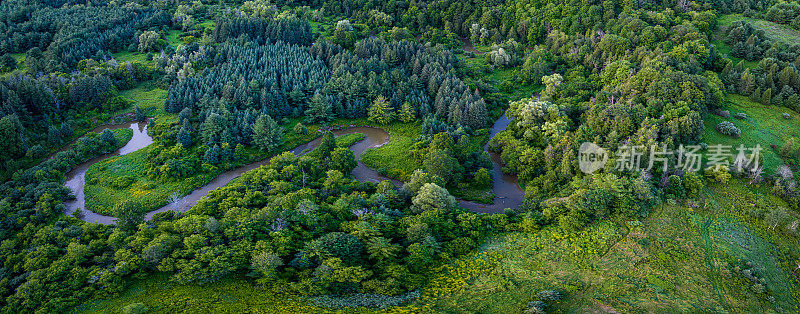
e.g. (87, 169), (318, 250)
(702, 94), (800, 174)
(461, 53), (542, 101)
(418, 178), (800, 312)
(357, 119), (423, 181)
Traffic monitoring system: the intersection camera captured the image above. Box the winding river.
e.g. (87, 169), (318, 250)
(63, 121), (153, 224)
(64, 116), (523, 224)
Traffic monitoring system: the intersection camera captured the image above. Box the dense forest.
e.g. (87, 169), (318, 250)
(0, 0), (799, 312)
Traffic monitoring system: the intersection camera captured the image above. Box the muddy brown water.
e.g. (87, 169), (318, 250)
(144, 126), (401, 220)
(65, 117), (523, 224)
(457, 114), (525, 213)
(63, 122), (153, 224)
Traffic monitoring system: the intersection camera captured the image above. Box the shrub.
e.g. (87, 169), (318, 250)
(474, 168), (492, 187)
(109, 175), (135, 189)
(715, 109), (730, 118)
(705, 165), (732, 184)
(313, 232), (364, 264)
(537, 290), (562, 301)
(733, 112), (748, 119)
(311, 290), (420, 309)
(783, 113), (792, 119)
(526, 301), (547, 314)
(715, 121), (741, 138)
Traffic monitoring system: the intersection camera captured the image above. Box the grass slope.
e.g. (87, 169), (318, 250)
(420, 179), (799, 312)
(702, 94), (800, 174)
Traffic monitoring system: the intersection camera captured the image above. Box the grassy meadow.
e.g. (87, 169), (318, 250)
(702, 94), (800, 174)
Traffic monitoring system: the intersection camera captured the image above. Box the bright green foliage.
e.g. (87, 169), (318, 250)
(411, 183), (456, 213)
(474, 168), (492, 188)
(368, 96), (395, 125)
(329, 147), (357, 174)
(113, 200), (145, 231)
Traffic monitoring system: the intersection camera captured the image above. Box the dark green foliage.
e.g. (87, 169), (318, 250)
(163, 42), (328, 147)
(317, 131), (337, 158)
(178, 124), (193, 148)
(423, 149), (463, 185)
(0, 53), (15, 72)
(113, 200), (145, 231)
(311, 290), (421, 309)
(204, 145), (221, 165)
(135, 106), (146, 122)
(311, 38), (487, 128)
(212, 13), (313, 46)
(0, 115), (25, 168)
(252, 114), (284, 151)
(313, 232), (365, 264)
(100, 129), (117, 148)
(330, 147), (357, 174)
(0, 1), (169, 69)
(304, 91), (334, 124)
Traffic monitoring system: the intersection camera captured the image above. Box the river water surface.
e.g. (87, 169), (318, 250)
(63, 122), (153, 224)
(65, 117), (523, 224)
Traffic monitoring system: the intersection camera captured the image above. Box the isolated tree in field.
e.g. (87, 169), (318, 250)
(411, 183), (456, 213)
(304, 92), (334, 124)
(252, 114), (283, 151)
(368, 96), (394, 125)
(113, 200), (145, 231)
(293, 122), (307, 134)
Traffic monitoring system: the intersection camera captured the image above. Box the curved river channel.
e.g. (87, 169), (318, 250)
(64, 116), (523, 225)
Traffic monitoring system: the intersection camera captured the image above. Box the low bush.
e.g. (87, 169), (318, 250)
(716, 121), (741, 138)
(310, 291), (420, 309)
